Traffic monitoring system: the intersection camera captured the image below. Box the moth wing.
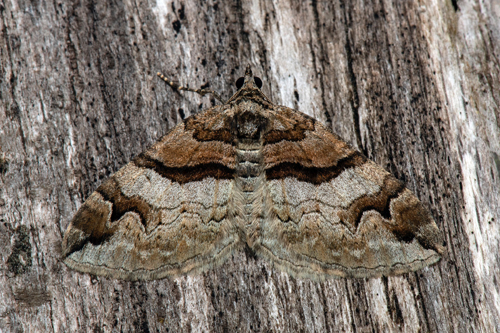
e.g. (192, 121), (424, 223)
(62, 107), (241, 280)
(256, 107), (445, 278)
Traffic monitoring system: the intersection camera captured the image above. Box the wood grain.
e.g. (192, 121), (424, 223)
(0, 0), (499, 332)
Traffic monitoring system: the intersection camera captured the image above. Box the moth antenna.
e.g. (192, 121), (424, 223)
(157, 72), (224, 104)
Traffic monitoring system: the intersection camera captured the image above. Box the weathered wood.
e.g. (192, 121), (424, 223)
(0, 0), (498, 332)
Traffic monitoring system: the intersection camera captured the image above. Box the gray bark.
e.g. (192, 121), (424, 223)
(1, 0), (499, 332)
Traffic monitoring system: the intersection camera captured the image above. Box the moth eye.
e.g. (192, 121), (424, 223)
(254, 77), (263, 89)
(236, 77), (245, 89)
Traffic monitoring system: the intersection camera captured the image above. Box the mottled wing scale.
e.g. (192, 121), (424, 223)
(254, 107), (444, 278)
(62, 105), (243, 280)
(63, 67), (444, 280)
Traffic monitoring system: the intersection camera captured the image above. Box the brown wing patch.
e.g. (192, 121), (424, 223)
(185, 106), (234, 143)
(62, 191), (114, 257)
(264, 120), (355, 169)
(338, 175), (405, 231)
(146, 124), (236, 169)
(389, 189), (446, 253)
(97, 177), (155, 227)
(140, 106), (237, 171)
(134, 154), (234, 184)
(62, 177), (157, 258)
(263, 106), (315, 144)
(266, 152), (367, 184)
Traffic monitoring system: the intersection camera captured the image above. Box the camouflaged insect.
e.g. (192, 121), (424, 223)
(62, 66), (445, 281)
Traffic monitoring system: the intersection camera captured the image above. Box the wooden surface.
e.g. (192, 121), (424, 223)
(1, 0), (499, 332)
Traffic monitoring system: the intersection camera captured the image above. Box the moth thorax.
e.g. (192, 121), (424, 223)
(235, 103), (267, 140)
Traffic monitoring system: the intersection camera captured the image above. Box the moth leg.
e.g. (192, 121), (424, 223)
(157, 72), (224, 104)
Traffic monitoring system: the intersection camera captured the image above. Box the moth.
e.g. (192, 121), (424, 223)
(62, 66), (445, 281)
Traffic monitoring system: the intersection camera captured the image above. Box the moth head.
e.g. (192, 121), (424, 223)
(235, 65), (263, 90)
(225, 65), (271, 105)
